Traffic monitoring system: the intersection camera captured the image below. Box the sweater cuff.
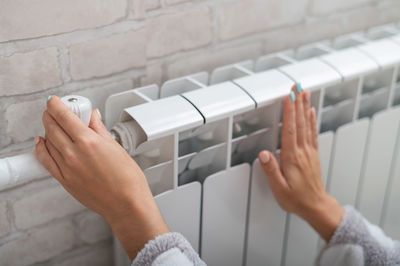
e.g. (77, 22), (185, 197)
(132, 232), (205, 266)
(328, 205), (368, 245)
(325, 205), (387, 265)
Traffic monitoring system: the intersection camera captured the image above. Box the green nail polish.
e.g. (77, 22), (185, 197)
(290, 91), (296, 102)
(296, 83), (302, 93)
(46, 95), (52, 104)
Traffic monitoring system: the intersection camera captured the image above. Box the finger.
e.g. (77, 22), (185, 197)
(259, 151), (288, 191)
(46, 96), (89, 141)
(45, 139), (66, 168)
(35, 136), (65, 184)
(89, 109), (113, 140)
(43, 111), (73, 152)
(281, 87), (297, 150)
(302, 91), (312, 144)
(310, 107), (319, 149)
(294, 83), (306, 146)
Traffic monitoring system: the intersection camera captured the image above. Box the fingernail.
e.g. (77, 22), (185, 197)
(260, 151), (270, 164)
(296, 83), (302, 93)
(290, 91), (296, 102)
(46, 95), (52, 104)
(96, 109), (102, 120)
(34, 136), (40, 145)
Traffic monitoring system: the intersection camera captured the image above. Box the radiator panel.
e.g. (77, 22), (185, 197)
(328, 119), (370, 206)
(201, 164), (250, 266)
(358, 107), (400, 224)
(155, 182), (202, 252)
(382, 124), (400, 239)
(246, 160), (287, 266)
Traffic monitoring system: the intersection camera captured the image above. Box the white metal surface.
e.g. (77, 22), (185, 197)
(210, 60), (253, 85)
(160, 73), (207, 98)
(121, 96), (204, 140)
(182, 82), (255, 123)
(285, 215), (318, 266)
(279, 58), (342, 90)
(328, 119), (370, 205)
(155, 182), (202, 252)
(321, 48), (379, 80)
(105, 88), (152, 128)
(319, 132), (334, 186)
(382, 122), (400, 238)
(358, 39), (400, 68)
(202, 163), (250, 266)
(392, 33), (400, 45)
(234, 69), (295, 106)
(254, 52), (294, 72)
(246, 160), (286, 266)
(358, 107), (400, 224)
(143, 161), (174, 195)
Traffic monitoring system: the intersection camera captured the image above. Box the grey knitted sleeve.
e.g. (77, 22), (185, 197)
(317, 205), (400, 266)
(131, 232), (206, 266)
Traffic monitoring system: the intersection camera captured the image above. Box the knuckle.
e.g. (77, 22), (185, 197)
(297, 121), (305, 130)
(287, 125), (296, 136)
(292, 151), (303, 165)
(64, 150), (77, 165)
(76, 134), (97, 150)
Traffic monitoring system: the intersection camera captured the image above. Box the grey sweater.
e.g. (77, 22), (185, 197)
(132, 206), (400, 266)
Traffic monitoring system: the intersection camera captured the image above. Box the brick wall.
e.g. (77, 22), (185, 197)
(0, 0), (399, 265)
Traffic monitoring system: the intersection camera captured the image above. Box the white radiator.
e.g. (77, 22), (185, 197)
(111, 24), (399, 266)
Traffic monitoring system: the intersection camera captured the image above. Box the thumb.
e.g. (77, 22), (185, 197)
(258, 150), (288, 192)
(89, 109), (113, 140)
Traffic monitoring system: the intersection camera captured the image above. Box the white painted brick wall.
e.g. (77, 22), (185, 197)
(13, 185), (84, 230)
(167, 42), (264, 78)
(0, 221), (75, 266)
(0, 48), (62, 96)
(55, 244), (113, 266)
(165, 0), (190, 6)
(0, 0), (399, 265)
(146, 8), (212, 58)
(76, 211), (112, 244)
(69, 30), (147, 80)
(218, 0), (308, 40)
(311, 0), (374, 15)
(6, 98), (47, 143)
(132, 0), (160, 19)
(0, 0), (127, 42)
(0, 202), (10, 238)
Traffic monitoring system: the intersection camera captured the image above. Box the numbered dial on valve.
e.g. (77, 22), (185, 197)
(61, 95), (92, 126)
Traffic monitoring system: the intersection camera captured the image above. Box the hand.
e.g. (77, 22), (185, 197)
(258, 84), (344, 242)
(35, 96), (169, 259)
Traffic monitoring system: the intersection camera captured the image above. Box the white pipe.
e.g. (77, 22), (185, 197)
(0, 152), (48, 187)
(0, 95), (92, 189)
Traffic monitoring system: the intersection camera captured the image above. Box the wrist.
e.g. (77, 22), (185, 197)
(106, 192), (170, 260)
(298, 193), (344, 242)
